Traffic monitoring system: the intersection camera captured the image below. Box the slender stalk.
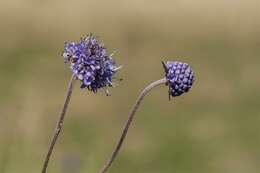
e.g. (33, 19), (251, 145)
(41, 74), (76, 173)
(99, 78), (167, 173)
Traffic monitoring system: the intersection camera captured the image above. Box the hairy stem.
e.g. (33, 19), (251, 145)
(41, 74), (76, 173)
(99, 78), (167, 173)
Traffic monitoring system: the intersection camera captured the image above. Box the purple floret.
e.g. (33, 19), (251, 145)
(63, 34), (120, 93)
(163, 61), (194, 97)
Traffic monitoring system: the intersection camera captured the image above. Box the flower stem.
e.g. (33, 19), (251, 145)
(41, 74), (76, 173)
(99, 78), (167, 173)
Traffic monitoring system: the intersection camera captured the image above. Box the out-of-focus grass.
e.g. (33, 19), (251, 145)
(1, 0), (260, 173)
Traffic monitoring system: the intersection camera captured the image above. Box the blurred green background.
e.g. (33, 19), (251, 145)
(1, 0), (260, 173)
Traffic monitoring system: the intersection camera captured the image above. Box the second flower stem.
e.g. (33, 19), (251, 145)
(41, 74), (76, 173)
(99, 78), (167, 173)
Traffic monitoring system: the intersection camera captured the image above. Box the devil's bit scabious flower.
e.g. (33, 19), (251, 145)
(163, 61), (194, 97)
(63, 35), (120, 93)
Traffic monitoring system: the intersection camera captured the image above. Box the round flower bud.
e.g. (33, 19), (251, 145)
(162, 61), (194, 97)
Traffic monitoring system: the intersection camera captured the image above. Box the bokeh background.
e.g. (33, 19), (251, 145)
(1, 0), (260, 173)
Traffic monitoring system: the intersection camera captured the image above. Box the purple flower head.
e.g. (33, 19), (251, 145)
(162, 61), (194, 97)
(62, 34), (121, 93)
